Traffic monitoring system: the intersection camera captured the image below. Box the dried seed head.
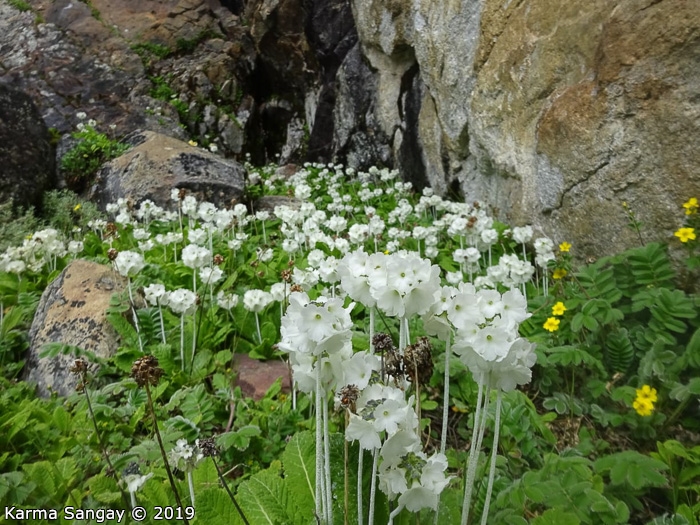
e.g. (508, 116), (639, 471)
(290, 284), (303, 293)
(196, 437), (219, 458)
(339, 384), (360, 413)
(70, 357), (89, 375)
(122, 461), (141, 477)
(372, 333), (395, 354)
(384, 348), (403, 381)
(213, 254), (225, 266)
(178, 188), (187, 200)
(403, 337), (434, 385)
(105, 222), (118, 237)
(107, 248), (118, 261)
(281, 269), (292, 282)
(131, 355), (163, 388)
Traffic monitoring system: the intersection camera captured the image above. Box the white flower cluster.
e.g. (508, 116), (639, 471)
(168, 439), (204, 473)
(447, 284), (536, 391)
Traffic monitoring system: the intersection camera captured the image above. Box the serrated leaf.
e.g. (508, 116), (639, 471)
(281, 430), (316, 524)
(89, 474), (122, 504)
(238, 468), (290, 525)
(217, 425), (261, 452)
(531, 508), (581, 525)
(194, 488), (244, 525)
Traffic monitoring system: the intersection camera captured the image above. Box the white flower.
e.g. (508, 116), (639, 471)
(243, 289), (273, 313)
(114, 250), (145, 277)
(168, 288), (197, 315)
(182, 244), (212, 269)
(168, 439), (204, 472)
(270, 282), (287, 302)
(67, 241), (83, 255)
(143, 283), (168, 306)
(257, 248), (273, 262)
(199, 266), (224, 285)
(188, 228), (208, 245)
(512, 225), (533, 244)
(216, 291), (239, 310)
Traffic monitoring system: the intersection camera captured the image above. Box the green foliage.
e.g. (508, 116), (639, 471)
(0, 200), (41, 253)
(132, 42), (172, 62)
(7, 0), (32, 11)
(61, 124), (129, 192)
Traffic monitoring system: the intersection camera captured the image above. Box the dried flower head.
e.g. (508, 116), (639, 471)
(372, 332), (395, 353)
(105, 222), (118, 238)
(196, 437), (219, 458)
(131, 355), (163, 388)
(339, 384), (360, 413)
(70, 357), (89, 375)
(107, 248), (118, 261)
(290, 284), (303, 293)
(384, 348), (403, 381)
(281, 269), (292, 282)
(403, 337), (434, 385)
(178, 188), (187, 201)
(213, 254), (225, 266)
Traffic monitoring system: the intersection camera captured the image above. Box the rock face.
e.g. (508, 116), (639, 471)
(0, 84), (55, 209)
(91, 130), (246, 209)
(350, 0), (700, 258)
(24, 260), (124, 397)
(0, 0), (389, 170)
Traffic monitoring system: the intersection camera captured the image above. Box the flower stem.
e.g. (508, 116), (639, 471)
(344, 411), (349, 525)
(127, 278), (144, 353)
(144, 383), (189, 525)
(212, 456), (250, 525)
(323, 398), (333, 524)
(255, 312), (262, 345)
(480, 390), (502, 525)
(180, 315), (185, 371)
(357, 450), (364, 525)
(158, 305), (166, 344)
(82, 379), (130, 509)
(368, 448), (379, 525)
(187, 471), (195, 506)
(461, 375), (485, 525)
(315, 360), (324, 523)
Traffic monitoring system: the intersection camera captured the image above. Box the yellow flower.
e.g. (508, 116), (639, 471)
(552, 268), (567, 280)
(559, 242), (572, 252)
(674, 227), (696, 243)
(543, 317), (560, 332)
(683, 197), (698, 215)
(632, 385), (657, 416)
(188, 140), (198, 147)
(636, 385), (658, 403)
(73, 203), (82, 212)
(633, 397), (654, 417)
(552, 301), (567, 316)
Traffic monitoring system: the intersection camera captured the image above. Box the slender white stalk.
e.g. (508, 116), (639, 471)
(130, 490), (137, 509)
(357, 450), (364, 525)
(460, 374), (485, 525)
(187, 470), (196, 505)
(323, 398), (333, 524)
(127, 279), (144, 353)
(369, 308), (375, 354)
(180, 314), (185, 371)
(434, 337), (452, 525)
(440, 338), (451, 454)
(191, 311), (197, 371)
(480, 390), (503, 525)
(387, 506), (401, 525)
(315, 360), (324, 523)
(255, 312), (262, 344)
(368, 448), (379, 525)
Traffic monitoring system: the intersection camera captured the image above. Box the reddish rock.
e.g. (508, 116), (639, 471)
(233, 354), (291, 400)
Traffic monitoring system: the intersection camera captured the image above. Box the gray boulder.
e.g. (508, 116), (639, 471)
(90, 131), (246, 210)
(0, 83), (55, 209)
(24, 260), (124, 397)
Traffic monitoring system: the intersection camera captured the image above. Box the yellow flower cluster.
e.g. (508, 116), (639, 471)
(683, 197), (698, 216)
(543, 301), (567, 332)
(632, 385), (657, 417)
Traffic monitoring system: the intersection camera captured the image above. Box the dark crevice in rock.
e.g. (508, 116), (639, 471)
(397, 62), (428, 193)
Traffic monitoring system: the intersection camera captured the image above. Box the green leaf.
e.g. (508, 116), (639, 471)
(217, 425), (261, 452)
(89, 474), (122, 504)
(531, 508), (581, 525)
(194, 488), (245, 525)
(594, 451), (669, 490)
(238, 467), (289, 525)
(280, 430), (316, 524)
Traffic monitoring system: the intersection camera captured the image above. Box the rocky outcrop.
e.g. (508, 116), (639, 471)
(0, 0), (389, 172)
(91, 131), (246, 210)
(0, 84), (55, 209)
(350, 0), (700, 258)
(24, 260), (124, 397)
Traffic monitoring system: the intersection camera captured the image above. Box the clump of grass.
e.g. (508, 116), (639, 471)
(8, 0), (32, 12)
